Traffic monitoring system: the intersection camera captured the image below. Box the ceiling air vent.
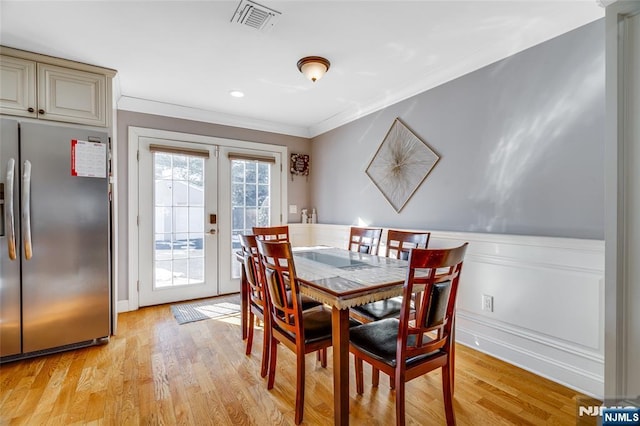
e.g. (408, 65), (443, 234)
(231, 0), (281, 32)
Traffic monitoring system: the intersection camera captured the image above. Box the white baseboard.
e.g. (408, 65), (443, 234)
(117, 299), (133, 313)
(456, 313), (603, 398)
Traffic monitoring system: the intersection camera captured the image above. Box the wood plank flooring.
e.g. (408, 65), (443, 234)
(0, 300), (600, 425)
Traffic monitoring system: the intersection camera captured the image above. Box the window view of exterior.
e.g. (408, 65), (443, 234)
(154, 153), (205, 288)
(231, 159), (271, 278)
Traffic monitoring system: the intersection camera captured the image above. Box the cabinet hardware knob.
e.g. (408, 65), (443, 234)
(28, 107), (35, 113)
(38, 109), (45, 115)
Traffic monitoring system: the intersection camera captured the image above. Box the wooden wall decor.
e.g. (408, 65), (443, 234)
(366, 118), (439, 213)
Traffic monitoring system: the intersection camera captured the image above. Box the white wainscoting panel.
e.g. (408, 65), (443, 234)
(288, 223), (605, 397)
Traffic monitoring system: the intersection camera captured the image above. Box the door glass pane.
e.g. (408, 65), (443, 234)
(230, 159), (272, 278)
(153, 153), (205, 288)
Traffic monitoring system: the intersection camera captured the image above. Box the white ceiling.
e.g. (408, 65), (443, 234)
(0, 1), (604, 138)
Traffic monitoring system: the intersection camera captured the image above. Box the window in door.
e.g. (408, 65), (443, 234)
(153, 152), (205, 287)
(230, 159), (272, 279)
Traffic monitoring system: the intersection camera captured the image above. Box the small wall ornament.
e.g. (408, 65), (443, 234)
(365, 118), (440, 213)
(290, 153), (310, 181)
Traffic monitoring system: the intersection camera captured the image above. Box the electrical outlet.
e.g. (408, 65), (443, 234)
(482, 294), (494, 312)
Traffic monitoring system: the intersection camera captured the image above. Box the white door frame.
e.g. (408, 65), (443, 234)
(604, 1), (640, 398)
(128, 126), (287, 310)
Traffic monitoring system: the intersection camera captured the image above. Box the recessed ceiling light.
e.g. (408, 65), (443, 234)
(229, 90), (245, 98)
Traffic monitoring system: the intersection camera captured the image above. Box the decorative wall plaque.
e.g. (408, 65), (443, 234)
(365, 118), (439, 213)
(290, 153), (309, 180)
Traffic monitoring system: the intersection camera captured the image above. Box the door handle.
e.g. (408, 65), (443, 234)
(208, 229), (216, 235)
(22, 160), (33, 260)
(5, 159), (17, 260)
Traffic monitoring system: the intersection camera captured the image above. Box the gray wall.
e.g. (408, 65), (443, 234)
(310, 20), (605, 240)
(115, 111), (311, 301)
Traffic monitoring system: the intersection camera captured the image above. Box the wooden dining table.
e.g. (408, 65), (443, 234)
(238, 245), (410, 425)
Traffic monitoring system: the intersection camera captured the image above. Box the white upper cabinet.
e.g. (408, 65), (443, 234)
(37, 63), (106, 126)
(0, 55), (37, 118)
(0, 47), (116, 127)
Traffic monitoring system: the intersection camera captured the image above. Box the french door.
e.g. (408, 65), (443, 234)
(138, 137), (218, 306)
(129, 127), (287, 309)
(217, 146), (283, 293)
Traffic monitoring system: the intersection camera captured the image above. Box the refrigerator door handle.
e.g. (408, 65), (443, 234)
(22, 160), (33, 260)
(6, 158), (17, 260)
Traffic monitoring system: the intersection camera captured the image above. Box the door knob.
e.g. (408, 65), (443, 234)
(208, 229), (216, 235)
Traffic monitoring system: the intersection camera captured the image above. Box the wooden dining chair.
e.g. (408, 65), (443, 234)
(349, 229), (431, 388)
(349, 243), (468, 426)
(253, 226), (322, 313)
(385, 229), (431, 260)
(256, 240), (334, 425)
(349, 229), (430, 324)
(348, 226), (383, 255)
(252, 225), (290, 242)
(238, 234), (270, 378)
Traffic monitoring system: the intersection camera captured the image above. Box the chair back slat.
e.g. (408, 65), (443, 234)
(253, 225), (290, 242)
(386, 229), (430, 260)
(348, 227), (383, 255)
(257, 240), (301, 337)
(399, 243), (468, 360)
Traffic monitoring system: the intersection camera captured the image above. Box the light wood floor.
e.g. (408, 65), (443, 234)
(0, 299), (599, 425)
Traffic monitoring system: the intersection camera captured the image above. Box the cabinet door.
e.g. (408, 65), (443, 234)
(0, 56), (37, 118)
(37, 63), (106, 127)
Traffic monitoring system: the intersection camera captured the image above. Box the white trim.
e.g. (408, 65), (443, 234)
(117, 299), (132, 313)
(604, 0), (640, 398)
(110, 102), (119, 334)
(127, 127), (141, 311)
(456, 328), (604, 399)
(457, 310), (603, 363)
(308, 76), (457, 137)
(118, 96), (310, 138)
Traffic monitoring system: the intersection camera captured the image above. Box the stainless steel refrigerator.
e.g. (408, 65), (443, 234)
(1, 118), (111, 360)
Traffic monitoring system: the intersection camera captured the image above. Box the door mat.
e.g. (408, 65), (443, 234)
(171, 294), (241, 325)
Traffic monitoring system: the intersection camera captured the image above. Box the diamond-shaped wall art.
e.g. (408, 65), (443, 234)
(365, 118), (440, 213)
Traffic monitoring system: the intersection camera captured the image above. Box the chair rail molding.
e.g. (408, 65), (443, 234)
(289, 223), (605, 398)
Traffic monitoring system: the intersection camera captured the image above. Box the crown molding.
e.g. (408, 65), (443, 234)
(596, 0), (618, 7)
(308, 77), (447, 138)
(117, 96), (311, 139)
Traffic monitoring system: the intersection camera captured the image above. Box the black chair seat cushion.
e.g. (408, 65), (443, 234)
(349, 318), (441, 368)
(284, 290), (323, 311)
(301, 294), (324, 311)
(249, 299), (265, 315)
(300, 307), (334, 343)
(274, 306), (360, 345)
(350, 297), (403, 321)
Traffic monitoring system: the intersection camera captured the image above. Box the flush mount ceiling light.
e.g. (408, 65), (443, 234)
(229, 90), (245, 98)
(296, 56), (330, 82)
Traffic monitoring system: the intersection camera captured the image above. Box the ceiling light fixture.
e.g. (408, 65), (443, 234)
(296, 56), (330, 82)
(229, 90), (245, 98)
